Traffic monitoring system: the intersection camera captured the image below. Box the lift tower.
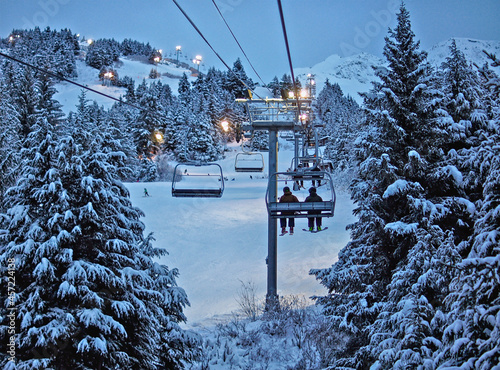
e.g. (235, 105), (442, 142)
(236, 97), (313, 309)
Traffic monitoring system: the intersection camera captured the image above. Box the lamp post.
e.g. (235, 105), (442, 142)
(221, 120), (229, 153)
(176, 45), (181, 65)
(192, 55), (202, 72)
(306, 73), (316, 98)
(103, 71), (113, 87)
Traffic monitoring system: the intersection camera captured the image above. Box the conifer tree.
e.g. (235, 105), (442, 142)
(0, 78), (21, 209)
(0, 115), (198, 369)
(225, 58), (254, 99)
(438, 53), (500, 369)
(311, 4), (476, 368)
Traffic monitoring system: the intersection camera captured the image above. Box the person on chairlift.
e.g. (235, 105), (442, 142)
(305, 187), (323, 231)
(311, 165), (322, 187)
(279, 186), (299, 235)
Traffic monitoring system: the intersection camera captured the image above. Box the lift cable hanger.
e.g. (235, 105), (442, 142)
(0, 51), (146, 112)
(171, 0), (264, 99)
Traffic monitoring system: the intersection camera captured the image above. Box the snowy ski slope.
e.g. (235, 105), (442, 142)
(126, 143), (356, 327)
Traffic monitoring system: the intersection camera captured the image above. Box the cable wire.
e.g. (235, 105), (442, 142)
(211, 0), (270, 90)
(172, 0), (263, 99)
(0, 51), (145, 112)
(276, 0), (301, 115)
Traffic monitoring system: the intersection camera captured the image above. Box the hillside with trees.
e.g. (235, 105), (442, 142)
(0, 5), (499, 367)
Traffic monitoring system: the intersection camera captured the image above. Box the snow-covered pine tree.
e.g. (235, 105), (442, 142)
(0, 77), (21, 209)
(437, 52), (500, 369)
(0, 113), (198, 368)
(36, 72), (65, 130)
(14, 67), (40, 140)
(311, 4), (477, 368)
(266, 76), (281, 98)
(433, 39), (484, 151)
(315, 80), (364, 179)
(134, 81), (167, 160)
(280, 74), (293, 99)
(224, 58), (254, 99)
(173, 74), (222, 162)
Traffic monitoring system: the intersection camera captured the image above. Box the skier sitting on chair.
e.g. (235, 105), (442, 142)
(279, 186), (299, 235)
(305, 187), (322, 231)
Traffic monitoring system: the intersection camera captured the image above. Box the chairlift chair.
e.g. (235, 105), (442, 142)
(265, 170), (336, 219)
(171, 162), (225, 198)
(234, 152), (265, 172)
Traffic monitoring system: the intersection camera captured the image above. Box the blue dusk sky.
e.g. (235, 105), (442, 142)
(1, 0), (499, 82)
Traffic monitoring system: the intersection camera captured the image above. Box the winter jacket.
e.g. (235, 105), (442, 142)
(305, 193), (323, 215)
(280, 191), (299, 204)
(279, 191), (299, 215)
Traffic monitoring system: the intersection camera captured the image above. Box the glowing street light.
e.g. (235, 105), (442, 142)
(221, 120), (229, 132)
(192, 55), (202, 72)
(103, 71), (114, 86)
(87, 39), (93, 45)
(155, 131), (164, 142)
(299, 113), (308, 125)
(176, 45), (182, 64)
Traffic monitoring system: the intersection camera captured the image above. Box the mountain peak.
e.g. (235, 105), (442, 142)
(295, 38), (500, 104)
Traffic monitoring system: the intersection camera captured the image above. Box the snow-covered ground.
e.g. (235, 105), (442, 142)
(126, 143), (356, 328)
(54, 55), (195, 113)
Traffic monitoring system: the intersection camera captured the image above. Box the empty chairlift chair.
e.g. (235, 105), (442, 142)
(266, 170), (336, 218)
(234, 152), (265, 172)
(171, 162), (225, 198)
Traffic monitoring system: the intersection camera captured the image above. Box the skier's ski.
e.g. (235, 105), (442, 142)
(302, 227), (328, 233)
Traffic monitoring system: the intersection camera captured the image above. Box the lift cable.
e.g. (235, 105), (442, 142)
(0, 51), (146, 112)
(276, 0), (301, 116)
(211, 0), (272, 94)
(171, 0), (263, 99)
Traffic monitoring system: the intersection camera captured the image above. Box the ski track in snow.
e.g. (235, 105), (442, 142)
(127, 144), (356, 328)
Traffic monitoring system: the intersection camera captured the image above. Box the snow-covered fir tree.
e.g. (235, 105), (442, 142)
(311, 4), (483, 368)
(224, 58), (255, 99)
(0, 76), (21, 209)
(315, 79), (364, 180)
(0, 112), (199, 368)
(437, 52), (500, 369)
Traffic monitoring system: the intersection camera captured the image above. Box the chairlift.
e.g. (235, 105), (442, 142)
(291, 156), (319, 170)
(318, 159), (333, 173)
(234, 152), (265, 172)
(171, 162), (225, 198)
(265, 170), (336, 219)
(280, 131), (294, 141)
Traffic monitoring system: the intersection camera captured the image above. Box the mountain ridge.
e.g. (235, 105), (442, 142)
(295, 37), (500, 103)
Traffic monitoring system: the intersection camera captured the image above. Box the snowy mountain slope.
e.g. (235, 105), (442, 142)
(294, 38), (500, 104)
(126, 143), (356, 327)
(51, 38), (499, 112)
(427, 37), (500, 69)
(54, 55), (195, 113)
(295, 52), (385, 102)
